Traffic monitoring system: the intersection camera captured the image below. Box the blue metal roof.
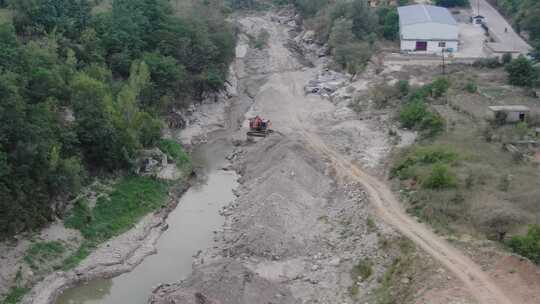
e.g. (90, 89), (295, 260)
(398, 4), (457, 26)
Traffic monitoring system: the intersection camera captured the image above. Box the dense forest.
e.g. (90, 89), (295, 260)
(0, 0), (235, 238)
(489, 0), (540, 58)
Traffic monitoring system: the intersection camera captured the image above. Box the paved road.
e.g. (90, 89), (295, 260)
(471, 0), (531, 54)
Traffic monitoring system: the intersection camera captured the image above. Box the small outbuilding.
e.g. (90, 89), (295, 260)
(471, 15), (486, 26)
(488, 105), (530, 123)
(398, 4), (459, 54)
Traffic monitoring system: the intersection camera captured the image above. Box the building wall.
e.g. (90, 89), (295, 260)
(488, 111), (528, 123)
(400, 39), (458, 53)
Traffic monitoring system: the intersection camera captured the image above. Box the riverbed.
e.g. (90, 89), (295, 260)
(56, 142), (238, 304)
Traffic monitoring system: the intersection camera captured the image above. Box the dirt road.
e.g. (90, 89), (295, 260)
(471, 0), (531, 54)
(151, 13), (525, 304)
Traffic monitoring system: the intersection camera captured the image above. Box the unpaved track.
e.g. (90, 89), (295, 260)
(295, 121), (514, 304)
(250, 15), (517, 304)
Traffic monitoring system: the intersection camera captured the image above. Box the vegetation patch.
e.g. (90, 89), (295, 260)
(61, 241), (93, 271)
(352, 259), (373, 281)
(349, 259), (373, 297)
(507, 225), (540, 264)
(374, 238), (417, 304)
(23, 241), (65, 270)
(0, 0), (234, 239)
(64, 176), (168, 243)
(398, 79), (449, 137)
(158, 139), (191, 172)
(392, 145), (464, 231)
(2, 286), (30, 304)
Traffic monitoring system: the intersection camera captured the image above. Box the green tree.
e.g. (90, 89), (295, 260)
(71, 73), (125, 169)
(0, 23), (19, 69)
(505, 55), (537, 87)
(382, 9), (399, 41)
(10, 0), (91, 38)
(350, 0), (378, 41)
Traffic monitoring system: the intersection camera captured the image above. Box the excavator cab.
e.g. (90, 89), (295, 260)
(247, 115), (273, 137)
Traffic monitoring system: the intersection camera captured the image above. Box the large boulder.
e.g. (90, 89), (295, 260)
(136, 148), (168, 176)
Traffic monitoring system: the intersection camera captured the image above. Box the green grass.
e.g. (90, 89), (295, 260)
(61, 241), (93, 271)
(23, 241), (65, 270)
(158, 139), (191, 171)
(64, 199), (92, 231)
(391, 145), (459, 184)
(374, 238), (416, 304)
(61, 176), (169, 270)
(65, 176), (168, 243)
(1, 287), (30, 304)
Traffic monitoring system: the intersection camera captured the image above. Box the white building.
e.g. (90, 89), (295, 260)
(398, 5), (459, 54)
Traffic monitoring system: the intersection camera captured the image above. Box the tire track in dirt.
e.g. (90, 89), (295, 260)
(281, 83), (515, 304)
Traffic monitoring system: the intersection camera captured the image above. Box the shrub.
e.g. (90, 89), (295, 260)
(64, 199), (92, 231)
(422, 163), (457, 189)
(465, 81), (477, 93)
(431, 77), (450, 98)
(158, 139), (191, 170)
(507, 225), (540, 264)
(391, 146), (458, 179)
(420, 112), (445, 137)
(475, 203), (523, 241)
(399, 100), (428, 129)
(502, 52), (513, 65)
(399, 100), (444, 136)
(395, 80), (410, 98)
(505, 55), (537, 87)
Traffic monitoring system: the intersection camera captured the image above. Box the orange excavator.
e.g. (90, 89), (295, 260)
(247, 115), (273, 137)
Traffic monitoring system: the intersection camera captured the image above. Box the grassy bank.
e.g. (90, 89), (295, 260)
(61, 176), (170, 268)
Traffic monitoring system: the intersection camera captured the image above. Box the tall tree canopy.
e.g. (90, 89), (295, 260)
(0, 0), (235, 238)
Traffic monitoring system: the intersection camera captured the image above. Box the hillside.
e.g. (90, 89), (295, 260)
(0, 0), (234, 238)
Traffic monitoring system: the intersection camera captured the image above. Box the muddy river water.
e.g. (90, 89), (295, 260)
(56, 142), (238, 304)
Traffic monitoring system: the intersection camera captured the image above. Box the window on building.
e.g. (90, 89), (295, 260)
(438, 42), (446, 47)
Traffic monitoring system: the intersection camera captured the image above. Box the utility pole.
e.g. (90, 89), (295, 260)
(442, 48), (446, 75)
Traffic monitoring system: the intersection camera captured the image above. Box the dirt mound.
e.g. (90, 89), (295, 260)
(228, 135), (333, 258)
(149, 260), (296, 304)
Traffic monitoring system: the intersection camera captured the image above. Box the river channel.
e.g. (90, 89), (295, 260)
(56, 141), (238, 304)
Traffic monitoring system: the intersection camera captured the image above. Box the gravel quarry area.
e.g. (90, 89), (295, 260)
(149, 11), (481, 304)
(150, 10), (540, 304)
